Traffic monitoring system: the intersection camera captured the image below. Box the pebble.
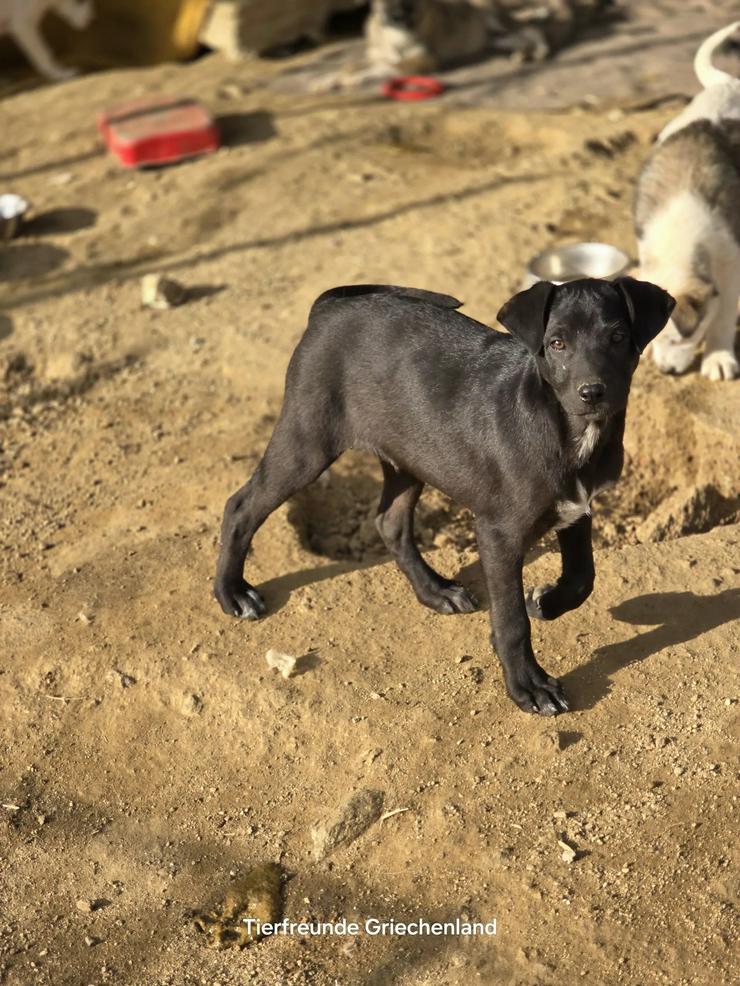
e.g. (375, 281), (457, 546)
(141, 274), (187, 310)
(265, 649), (298, 679)
(557, 838), (578, 864)
(48, 171), (74, 186)
(181, 693), (203, 717)
(107, 669), (136, 689)
(76, 899), (93, 913)
(534, 730), (564, 756)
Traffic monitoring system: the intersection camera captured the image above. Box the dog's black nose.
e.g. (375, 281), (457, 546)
(578, 382), (606, 404)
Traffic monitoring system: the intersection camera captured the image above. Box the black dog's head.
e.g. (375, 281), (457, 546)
(497, 277), (675, 419)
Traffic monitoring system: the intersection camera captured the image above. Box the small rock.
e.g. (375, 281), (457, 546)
(141, 274), (187, 310)
(48, 171), (74, 186)
(534, 730), (564, 756)
(557, 837), (578, 863)
(45, 350), (92, 382)
(76, 899), (93, 913)
(84, 935), (100, 947)
(265, 649), (298, 679)
(181, 692), (203, 717)
(107, 669), (136, 689)
(311, 789), (384, 859)
(219, 81), (247, 99)
(76, 610), (94, 625)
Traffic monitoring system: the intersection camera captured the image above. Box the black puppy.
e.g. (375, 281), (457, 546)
(214, 278), (674, 715)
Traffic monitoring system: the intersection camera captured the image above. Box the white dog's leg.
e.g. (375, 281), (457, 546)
(10, 16), (76, 81)
(56, 0), (94, 30)
(701, 273), (740, 381)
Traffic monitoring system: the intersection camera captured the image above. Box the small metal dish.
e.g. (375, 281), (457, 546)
(523, 241), (631, 288)
(0, 194), (29, 241)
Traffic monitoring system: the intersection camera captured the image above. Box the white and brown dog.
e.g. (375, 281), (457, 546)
(0, 0), (93, 82)
(635, 21), (740, 381)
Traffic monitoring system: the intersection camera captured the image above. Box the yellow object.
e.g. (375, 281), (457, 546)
(51, 0), (213, 68)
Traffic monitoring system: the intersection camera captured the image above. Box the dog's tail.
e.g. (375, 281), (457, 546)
(694, 20), (740, 88)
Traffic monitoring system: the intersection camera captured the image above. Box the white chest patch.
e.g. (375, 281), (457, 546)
(555, 479), (591, 530)
(575, 422), (601, 467)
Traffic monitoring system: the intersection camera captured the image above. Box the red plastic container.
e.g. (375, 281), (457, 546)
(98, 96), (220, 167)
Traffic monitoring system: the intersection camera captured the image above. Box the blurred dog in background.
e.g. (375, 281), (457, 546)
(0, 0), (94, 81)
(365, 0), (611, 75)
(636, 21), (740, 381)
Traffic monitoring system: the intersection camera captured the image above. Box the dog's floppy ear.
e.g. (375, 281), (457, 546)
(614, 277), (676, 353)
(497, 281), (555, 355)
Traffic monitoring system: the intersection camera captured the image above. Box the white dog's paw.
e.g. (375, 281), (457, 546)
(701, 350), (739, 381)
(49, 65), (79, 82)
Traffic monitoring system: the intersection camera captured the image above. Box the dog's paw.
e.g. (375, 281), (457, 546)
(48, 65), (79, 82)
(701, 350), (739, 381)
(525, 584), (557, 620)
(214, 578), (266, 620)
(506, 665), (569, 717)
(420, 581), (478, 615)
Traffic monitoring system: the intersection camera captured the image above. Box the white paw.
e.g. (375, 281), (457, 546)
(45, 63), (78, 81)
(701, 350), (739, 381)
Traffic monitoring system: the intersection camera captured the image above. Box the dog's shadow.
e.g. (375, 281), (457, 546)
(258, 558), (378, 615)
(563, 588), (740, 710)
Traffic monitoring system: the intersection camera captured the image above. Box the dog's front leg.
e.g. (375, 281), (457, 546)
(526, 515), (595, 620)
(476, 517), (568, 716)
(700, 277), (740, 381)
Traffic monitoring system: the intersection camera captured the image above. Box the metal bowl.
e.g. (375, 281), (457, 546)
(523, 241), (631, 289)
(0, 194), (29, 241)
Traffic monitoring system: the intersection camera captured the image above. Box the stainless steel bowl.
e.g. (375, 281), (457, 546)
(522, 241), (631, 289)
(0, 194), (29, 241)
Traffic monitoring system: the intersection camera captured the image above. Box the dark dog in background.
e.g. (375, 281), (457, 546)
(215, 278), (673, 716)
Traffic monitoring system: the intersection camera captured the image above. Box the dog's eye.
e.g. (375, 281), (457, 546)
(549, 339), (565, 351)
(611, 331), (626, 343)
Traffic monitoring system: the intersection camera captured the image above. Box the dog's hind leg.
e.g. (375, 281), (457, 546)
(375, 460), (477, 615)
(214, 413), (338, 619)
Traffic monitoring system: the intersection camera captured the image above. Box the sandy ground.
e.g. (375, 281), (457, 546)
(1, 4), (739, 985)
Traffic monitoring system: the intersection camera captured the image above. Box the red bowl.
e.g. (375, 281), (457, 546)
(382, 76), (444, 101)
